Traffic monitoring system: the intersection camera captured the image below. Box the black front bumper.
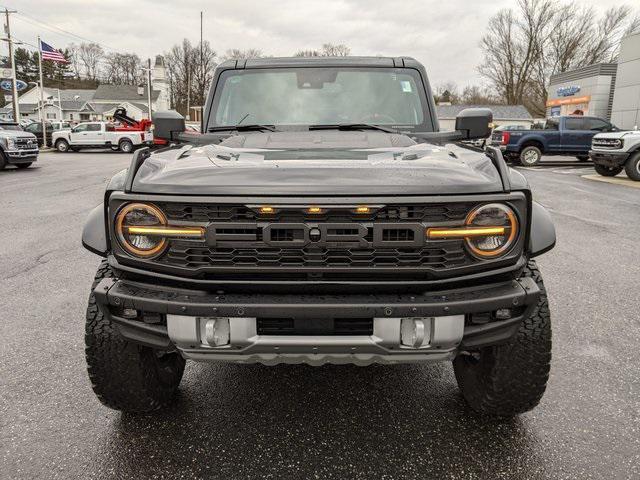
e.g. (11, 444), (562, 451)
(94, 275), (540, 352)
(589, 150), (629, 167)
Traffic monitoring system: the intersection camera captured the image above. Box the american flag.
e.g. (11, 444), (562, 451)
(40, 40), (68, 63)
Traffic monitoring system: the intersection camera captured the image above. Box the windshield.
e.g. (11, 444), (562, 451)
(211, 67), (430, 131)
(0, 124), (23, 131)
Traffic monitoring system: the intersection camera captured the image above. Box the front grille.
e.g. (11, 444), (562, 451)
(159, 242), (472, 270)
(256, 317), (374, 336)
(592, 139), (622, 150)
(159, 203), (474, 223)
(15, 138), (38, 150)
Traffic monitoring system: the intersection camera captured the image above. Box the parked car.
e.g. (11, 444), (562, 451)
(491, 115), (618, 166)
(52, 121), (153, 153)
(23, 121), (53, 147)
(0, 122), (39, 169)
(81, 56), (556, 417)
(589, 130), (640, 181)
(50, 121), (72, 131)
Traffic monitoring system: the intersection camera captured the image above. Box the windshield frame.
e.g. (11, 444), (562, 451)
(206, 66), (434, 133)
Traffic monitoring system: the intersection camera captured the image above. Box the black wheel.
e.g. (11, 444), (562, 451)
(55, 139), (70, 152)
(0, 151), (6, 170)
(576, 155), (590, 162)
(85, 261), (185, 412)
(16, 163), (32, 169)
(519, 146), (542, 166)
(119, 139), (134, 153)
(453, 260), (551, 416)
(594, 164), (623, 177)
(624, 152), (640, 181)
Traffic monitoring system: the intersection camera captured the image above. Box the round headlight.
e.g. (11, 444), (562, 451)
(115, 203), (168, 258)
(465, 203), (518, 258)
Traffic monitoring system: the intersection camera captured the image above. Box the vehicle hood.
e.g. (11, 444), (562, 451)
(593, 130), (640, 140)
(0, 130), (37, 140)
(132, 131), (504, 196)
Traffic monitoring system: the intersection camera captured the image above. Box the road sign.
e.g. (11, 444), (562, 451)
(0, 79), (28, 92)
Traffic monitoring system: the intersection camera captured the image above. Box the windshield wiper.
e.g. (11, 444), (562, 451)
(208, 124), (278, 132)
(309, 123), (401, 134)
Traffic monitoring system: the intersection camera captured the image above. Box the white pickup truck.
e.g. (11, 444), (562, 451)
(52, 122), (153, 153)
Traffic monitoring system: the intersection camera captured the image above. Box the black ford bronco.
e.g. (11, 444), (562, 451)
(82, 57), (556, 416)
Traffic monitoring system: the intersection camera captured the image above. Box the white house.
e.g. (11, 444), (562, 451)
(1, 55), (170, 123)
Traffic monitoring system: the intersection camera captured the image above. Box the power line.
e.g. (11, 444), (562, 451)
(9, 8), (123, 53)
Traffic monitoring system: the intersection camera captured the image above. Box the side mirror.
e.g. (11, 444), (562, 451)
(455, 108), (493, 140)
(152, 110), (186, 141)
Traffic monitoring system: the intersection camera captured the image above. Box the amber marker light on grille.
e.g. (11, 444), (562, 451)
(355, 206), (371, 214)
(125, 226), (205, 238)
(427, 226), (506, 239)
(307, 206), (323, 214)
(259, 206), (275, 214)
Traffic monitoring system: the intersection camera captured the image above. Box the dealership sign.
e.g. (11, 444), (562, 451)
(0, 79), (28, 92)
(557, 85), (581, 97)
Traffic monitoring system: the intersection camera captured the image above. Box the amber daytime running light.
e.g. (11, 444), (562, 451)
(115, 203), (204, 258)
(427, 203), (518, 258)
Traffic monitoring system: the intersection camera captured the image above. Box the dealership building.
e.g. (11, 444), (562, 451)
(547, 31), (640, 129)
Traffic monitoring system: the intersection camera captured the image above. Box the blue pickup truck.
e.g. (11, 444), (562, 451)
(491, 116), (619, 166)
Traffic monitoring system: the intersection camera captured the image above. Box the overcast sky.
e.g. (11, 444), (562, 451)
(4, 0), (633, 89)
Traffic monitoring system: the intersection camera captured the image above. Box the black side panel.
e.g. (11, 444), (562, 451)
(529, 202), (556, 257)
(82, 205), (108, 257)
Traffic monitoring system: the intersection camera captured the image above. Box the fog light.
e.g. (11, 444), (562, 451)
(203, 318), (230, 346)
(122, 308), (138, 319)
(400, 318), (431, 348)
(495, 308), (512, 320)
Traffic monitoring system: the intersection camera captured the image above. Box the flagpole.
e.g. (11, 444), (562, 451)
(37, 36), (47, 147)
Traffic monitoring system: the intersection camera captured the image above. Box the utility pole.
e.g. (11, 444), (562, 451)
(146, 58), (152, 119)
(4, 8), (19, 121)
(37, 35), (47, 146)
(200, 11), (204, 125)
(186, 63), (190, 121)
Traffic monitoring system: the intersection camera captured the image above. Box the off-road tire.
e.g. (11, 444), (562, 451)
(519, 146), (542, 166)
(624, 152), (640, 181)
(55, 139), (70, 152)
(594, 164), (623, 177)
(453, 260), (551, 416)
(119, 139), (134, 153)
(85, 261), (185, 412)
(0, 151), (6, 170)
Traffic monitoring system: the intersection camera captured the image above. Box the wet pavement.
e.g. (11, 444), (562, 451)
(1, 153), (639, 479)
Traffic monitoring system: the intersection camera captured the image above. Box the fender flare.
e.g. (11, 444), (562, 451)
(82, 204), (108, 256)
(529, 201), (556, 257)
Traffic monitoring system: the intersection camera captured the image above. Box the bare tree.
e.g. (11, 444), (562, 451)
(165, 39), (217, 114)
(479, 0), (639, 116)
(461, 85), (502, 105)
(294, 43), (351, 57)
(320, 43), (350, 56)
(433, 82), (460, 104)
(102, 53), (143, 85)
(220, 48), (263, 62)
(66, 43), (82, 78)
(78, 42), (104, 80)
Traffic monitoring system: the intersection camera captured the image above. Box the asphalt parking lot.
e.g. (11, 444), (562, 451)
(2, 151), (639, 479)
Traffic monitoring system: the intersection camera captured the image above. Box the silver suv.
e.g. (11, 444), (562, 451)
(0, 122), (39, 170)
